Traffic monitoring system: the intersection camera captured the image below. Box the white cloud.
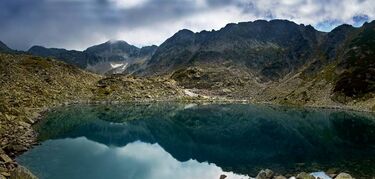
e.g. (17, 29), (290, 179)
(246, 0), (375, 30)
(113, 5), (255, 48)
(1, 0), (374, 50)
(110, 0), (149, 9)
(80, 0), (375, 49)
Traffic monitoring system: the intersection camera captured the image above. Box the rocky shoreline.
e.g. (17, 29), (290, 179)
(228, 168), (356, 179)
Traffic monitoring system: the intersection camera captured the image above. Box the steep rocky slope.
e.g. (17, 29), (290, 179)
(256, 21), (375, 111)
(133, 20), (375, 111)
(0, 54), (100, 154)
(141, 20), (323, 81)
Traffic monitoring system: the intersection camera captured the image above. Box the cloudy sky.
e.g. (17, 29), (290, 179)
(0, 0), (374, 50)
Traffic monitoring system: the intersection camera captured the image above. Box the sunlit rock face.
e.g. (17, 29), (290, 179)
(17, 103), (375, 178)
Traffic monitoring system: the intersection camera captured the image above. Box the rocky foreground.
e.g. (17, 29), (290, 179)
(219, 169), (356, 179)
(0, 53), (374, 178)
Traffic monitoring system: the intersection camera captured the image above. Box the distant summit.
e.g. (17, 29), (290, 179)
(27, 40), (157, 74)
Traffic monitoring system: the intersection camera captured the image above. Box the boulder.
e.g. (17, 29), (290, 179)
(274, 175), (287, 179)
(219, 174), (227, 179)
(334, 173), (353, 179)
(10, 166), (37, 179)
(0, 154), (12, 163)
(0, 172), (10, 177)
(296, 172), (315, 179)
(256, 169), (274, 179)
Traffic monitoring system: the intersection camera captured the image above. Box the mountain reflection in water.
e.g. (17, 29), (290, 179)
(17, 103), (375, 179)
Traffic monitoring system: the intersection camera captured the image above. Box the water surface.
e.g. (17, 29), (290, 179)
(17, 103), (375, 179)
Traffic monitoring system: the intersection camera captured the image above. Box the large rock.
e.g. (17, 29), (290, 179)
(256, 169), (274, 179)
(0, 154), (12, 163)
(334, 173), (353, 179)
(219, 174), (227, 179)
(273, 175), (287, 179)
(10, 166), (37, 179)
(296, 172), (315, 179)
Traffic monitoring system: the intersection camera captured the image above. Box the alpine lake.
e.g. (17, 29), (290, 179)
(16, 103), (375, 179)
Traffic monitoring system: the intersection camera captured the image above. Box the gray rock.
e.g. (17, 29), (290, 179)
(274, 175), (287, 179)
(0, 154), (12, 163)
(296, 172), (315, 179)
(219, 174), (227, 179)
(10, 166), (37, 179)
(0, 174), (7, 179)
(256, 169), (274, 179)
(334, 173), (353, 179)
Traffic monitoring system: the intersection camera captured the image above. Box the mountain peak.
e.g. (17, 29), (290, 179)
(106, 40), (131, 46)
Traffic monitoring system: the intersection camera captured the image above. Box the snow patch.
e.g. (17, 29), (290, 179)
(110, 63), (125, 69)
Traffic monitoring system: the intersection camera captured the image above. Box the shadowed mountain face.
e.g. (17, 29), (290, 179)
(27, 46), (100, 69)
(27, 41), (157, 74)
(144, 20), (322, 80)
(139, 20), (371, 83)
(0, 41), (13, 53)
(20, 103), (375, 178)
(333, 22), (375, 99)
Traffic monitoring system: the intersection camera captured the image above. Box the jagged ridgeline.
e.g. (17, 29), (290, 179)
(0, 19), (374, 110)
(27, 41), (157, 75)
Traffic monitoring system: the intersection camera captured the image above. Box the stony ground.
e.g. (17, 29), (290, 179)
(170, 64), (375, 112)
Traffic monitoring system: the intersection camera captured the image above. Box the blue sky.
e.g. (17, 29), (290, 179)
(0, 0), (374, 50)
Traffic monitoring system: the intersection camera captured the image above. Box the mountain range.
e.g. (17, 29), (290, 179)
(1, 19), (374, 108)
(26, 41), (157, 74)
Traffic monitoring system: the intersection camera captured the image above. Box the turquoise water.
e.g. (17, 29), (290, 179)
(17, 103), (375, 179)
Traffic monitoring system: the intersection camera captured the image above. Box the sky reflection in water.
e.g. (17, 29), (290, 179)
(19, 137), (248, 179)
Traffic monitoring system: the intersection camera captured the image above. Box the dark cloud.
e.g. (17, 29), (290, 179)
(0, 0), (373, 50)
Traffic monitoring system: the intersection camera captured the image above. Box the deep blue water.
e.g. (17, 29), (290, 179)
(16, 103), (375, 179)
